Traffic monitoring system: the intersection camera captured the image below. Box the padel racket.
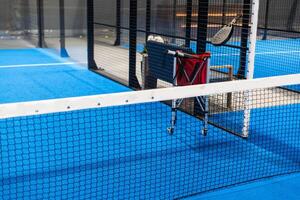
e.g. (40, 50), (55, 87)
(211, 15), (242, 46)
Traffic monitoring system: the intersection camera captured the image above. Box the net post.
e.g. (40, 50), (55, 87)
(36, 0), (46, 48)
(129, 0), (141, 89)
(114, 0), (121, 46)
(185, 0), (192, 47)
(59, 0), (69, 58)
(87, 0), (98, 70)
(242, 0), (260, 138)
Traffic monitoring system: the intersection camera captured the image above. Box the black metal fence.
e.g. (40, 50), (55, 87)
(89, 0), (254, 89)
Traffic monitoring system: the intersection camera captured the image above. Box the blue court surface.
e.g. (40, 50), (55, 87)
(189, 173), (300, 200)
(0, 49), (299, 199)
(0, 49), (129, 104)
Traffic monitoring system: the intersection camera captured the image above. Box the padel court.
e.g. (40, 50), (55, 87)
(0, 48), (299, 199)
(1, 0), (300, 199)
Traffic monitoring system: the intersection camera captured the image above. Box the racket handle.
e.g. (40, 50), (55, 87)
(167, 50), (195, 58)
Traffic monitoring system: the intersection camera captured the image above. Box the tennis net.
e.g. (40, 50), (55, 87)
(1, 74), (300, 199)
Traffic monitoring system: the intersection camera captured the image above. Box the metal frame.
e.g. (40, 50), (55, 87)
(129, 0), (141, 89)
(36, 0), (69, 57)
(87, 0), (98, 69)
(196, 0), (209, 54)
(194, 0), (209, 117)
(59, 0), (69, 57)
(145, 0), (151, 41)
(167, 52), (211, 136)
(37, 0), (45, 48)
(114, 0), (121, 46)
(185, 0), (192, 47)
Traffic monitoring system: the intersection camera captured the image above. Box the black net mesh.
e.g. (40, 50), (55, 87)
(255, 0), (300, 80)
(0, 82), (299, 199)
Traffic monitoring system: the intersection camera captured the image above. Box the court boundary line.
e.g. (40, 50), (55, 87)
(213, 50), (300, 57)
(0, 74), (299, 119)
(0, 62), (86, 69)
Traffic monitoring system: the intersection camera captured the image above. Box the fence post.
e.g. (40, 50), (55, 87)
(114, 0), (121, 46)
(194, 0), (209, 116)
(237, 0), (251, 78)
(87, 0), (97, 69)
(262, 0), (269, 40)
(59, 0), (69, 57)
(129, 0), (141, 88)
(145, 0), (151, 41)
(185, 0), (192, 47)
(37, 0), (45, 48)
(196, 0), (208, 53)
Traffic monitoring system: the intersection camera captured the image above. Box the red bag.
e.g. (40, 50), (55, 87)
(176, 53), (210, 86)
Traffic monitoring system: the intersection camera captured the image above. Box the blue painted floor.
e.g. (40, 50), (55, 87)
(0, 49), (129, 104)
(0, 49), (299, 199)
(0, 49), (63, 66)
(189, 174), (300, 200)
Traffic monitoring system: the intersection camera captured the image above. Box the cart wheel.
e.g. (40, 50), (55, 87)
(202, 129), (208, 136)
(167, 127), (174, 135)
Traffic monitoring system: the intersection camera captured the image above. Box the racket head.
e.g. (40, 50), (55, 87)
(147, 35), (165, 43)
(211, 25), (234, 46)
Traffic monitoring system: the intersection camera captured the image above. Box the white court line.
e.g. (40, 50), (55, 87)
(213, 50), (300, 57)
(0, 62), (86, 69)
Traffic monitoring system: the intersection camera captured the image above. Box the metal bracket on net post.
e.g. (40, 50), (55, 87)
(87, 0), (98, 70)
(36, 0), (46, 48)
(129, 0), (141, 89)
(59, 0), (69, 58)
